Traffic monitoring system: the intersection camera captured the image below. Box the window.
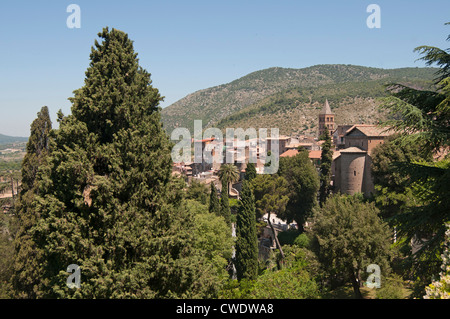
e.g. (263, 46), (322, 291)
(354, 170), (356, 176)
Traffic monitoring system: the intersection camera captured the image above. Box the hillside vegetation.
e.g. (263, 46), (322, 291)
(161, 64), (437, 135)
(0, 134), (28, 146)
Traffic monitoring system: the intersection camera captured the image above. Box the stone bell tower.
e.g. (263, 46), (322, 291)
(318, 99), (335, 138)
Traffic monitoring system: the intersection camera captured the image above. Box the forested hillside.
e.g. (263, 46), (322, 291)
(161, 65), (437, 134)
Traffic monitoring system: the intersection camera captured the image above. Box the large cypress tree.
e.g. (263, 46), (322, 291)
(244, 162), (257, 181)
(235, 180), (258, 281)
(220, 179), (231, 227)
(12, 106), (52, 298)
(20, 106), (52, 193)
(21, 28), (215, 298)
(319, 129), (333, 206)
(209, 182), (220, 215)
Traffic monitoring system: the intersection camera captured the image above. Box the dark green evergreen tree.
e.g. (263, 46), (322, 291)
(220, 179), (231, 227)
(209, 182), (220, 215)
(235, 181), (258, 281)
(244, 162), (257, 181)
(20, 106), (52, 193)
(371, 135), (432, 220)
(19, 28), (216, 298)
(186, 179), (208, 205)
(319, 129), (333, 206)
(379, 28), (450, 295)
(11, 106), (52, 298)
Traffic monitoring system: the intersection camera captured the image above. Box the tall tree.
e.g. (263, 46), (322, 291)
(318, 129), (333, 206)
(17, 28), (216, 298)
(250, 174), (290, 259)
(11, 106), (52, 298)
(220, 179), (232, 227)
(310, 194), (392, 299)
(277, 150), (320, 232)
(235, 180), (258, 281)
(209, 182), (220, 215)
(20, 106), (52, 193)
(186, 179), (208, 205)
(244, 162), (257, 181)
(371, 135), (432, 220)
(379, 27), (450, 293)
(184, 199), (234, 295)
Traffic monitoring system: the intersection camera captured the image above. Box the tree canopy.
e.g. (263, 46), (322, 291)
(310, 194), (392, 298)
(378, 28), (450, 294)
(318, 129), (333, 206)
(235, 181), (258, 281)
(277, 150), (320, 231)
(12, 106), (52, 298)
(12, 28), (220, 299)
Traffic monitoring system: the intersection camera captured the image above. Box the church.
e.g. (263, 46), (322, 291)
(318, 99), (392, 197)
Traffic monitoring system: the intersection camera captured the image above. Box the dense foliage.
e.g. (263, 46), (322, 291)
(11, 106), (52, 298)
(11, 28), (223, 299)
(318, 129), (333, 206)
(277, 150), (320, 231)
(235, 181), (258, 281)
(162, 64), (437, 135)
(377, 28), (450, 296)
(310, 194), (392, 299)
(1, 25), (448, 300)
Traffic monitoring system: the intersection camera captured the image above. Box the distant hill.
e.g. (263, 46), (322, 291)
(0, 134), (28, 145)
(161, 64), (438, 135)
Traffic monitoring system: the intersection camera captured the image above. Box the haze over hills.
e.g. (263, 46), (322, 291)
(0, 134), (28, 145)
(161, 64), (438, 136)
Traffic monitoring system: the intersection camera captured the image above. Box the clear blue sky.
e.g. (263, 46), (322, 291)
(0, 0), (449, 137)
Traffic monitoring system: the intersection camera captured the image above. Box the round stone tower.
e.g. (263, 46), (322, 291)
(339, 147), (367, 195)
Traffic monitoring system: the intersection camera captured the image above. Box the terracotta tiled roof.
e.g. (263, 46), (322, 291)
(280, 149), (299, 157)
(192, 137), (216, 143)
(345, 125), (392, 137)
(308, 150), (322, 159)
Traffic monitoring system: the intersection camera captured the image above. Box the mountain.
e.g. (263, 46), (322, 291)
(161, 64), (437, 135)
(0, 133), (28, 145)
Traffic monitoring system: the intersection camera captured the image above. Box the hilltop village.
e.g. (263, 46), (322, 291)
(172, 99), (394, 256)
(173, 99), (393, 198)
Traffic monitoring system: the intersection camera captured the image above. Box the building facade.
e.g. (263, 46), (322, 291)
(332, 124), (392, 196)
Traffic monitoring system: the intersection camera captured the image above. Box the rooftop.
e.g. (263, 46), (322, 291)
(320, 99), (333, 115)
(345, 125), (392, 137)
(266, 135), (291, 140)
(280, 149), (299, 157)
(308, 150), (322, 159)
(339, 147), (367, 153)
